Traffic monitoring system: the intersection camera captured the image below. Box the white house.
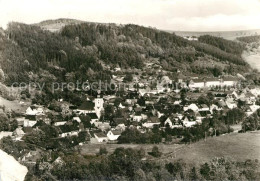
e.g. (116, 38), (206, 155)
(184, 103), (199, 112)
(72, 117), (81, 123)
(94, 122), (111, 131)
(165, 117), (181, 128)
(225, 98), (237, 109)
(107, 130), (122, 141)
(26, 106), (44, 116)
(142, 117), (160, 128)
(23, 119), (37, 127)
(54, 121), (67, 126)
(133, 114), (143, 122)
(198, 104), (210, 111)
(94, 132), (108, 142)
(205, 78), (221, 87)
(182, 117), (197, 127)
(59, 131), (78, 138)
(210, 104), (222, 113)
(13, 128), (25, 140)
(164, 117), (173, 128)
(246, 105), (260, 116)
(189, 79), (204, 89)
(118, 103), (126, 109)
(222, 77), (238, 87)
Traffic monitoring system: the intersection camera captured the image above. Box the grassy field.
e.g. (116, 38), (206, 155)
(166, 131), (260, 165)
(0, 96), (28, 113)
(80, 131), (260, 165)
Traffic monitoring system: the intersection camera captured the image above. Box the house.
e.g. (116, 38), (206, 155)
(59, 131), (79, 138)
(114, 67), (121, 72)
(210, 104), (222, 113)
(72, 117), (81, 123)
(189, 79), (204, 89)
(107, 130), (122, 141)
(205, 78), (221, 87)
(198, 104), (210, 111)
(165, 116), (182, 128)
(54, 120), (67, 126)
(214, 92), (227, 99)
(94, 122), (111, 131)
(182, 116), (197, 127)
(142, 116), (160, 128)
(77, 101), (95, 115)
(173, 100), (181, 105)
(118, 103), (126, 109)
(250, 88), (260, 97)
(184, 103), (199, 112)
(222, 77), (238, 87)
(157, 111), (164, 118)
(94, 132), (108, 142)
(26, 106), (44, 116)
(244, 92), (256, 105)
(23, 119), (37, 127)
(246, 105), (260, 116)
(16, 117), (27, 127)
(225, 98), (237, 109)
(115, 124), (126, 131)
(197, 110), (211, 120)
(133, 112), (143, 122)
(86, 113), (98, 124)
(112, 118), (126, 126)
(53, 157), (64, 166)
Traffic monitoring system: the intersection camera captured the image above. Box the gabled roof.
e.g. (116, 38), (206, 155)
(134, 107), (142, 113)
(205, 78), (219, 82)
(113, 118), (125, 124)
(86, 113), (98, 119)
(223, 77), (238, 81)
(94, 132), (107, 138)
(78, 101), (94, 110)
(191, 79), (204, 83)
(25, 115), (36, 121)
(111, 130), (122, 135)
(148, 116), (160, 123)
(199, 104), (209, 109)
(198, 110), (211, 117)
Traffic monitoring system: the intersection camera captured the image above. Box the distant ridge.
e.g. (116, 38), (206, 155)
(171, 29), (260, 40)
(33, 18), (85, 32)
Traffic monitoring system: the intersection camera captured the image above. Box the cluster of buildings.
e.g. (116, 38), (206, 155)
(4, 68), (260, 146)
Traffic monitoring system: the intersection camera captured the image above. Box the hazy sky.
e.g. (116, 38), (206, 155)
(0, 0), (260, 31)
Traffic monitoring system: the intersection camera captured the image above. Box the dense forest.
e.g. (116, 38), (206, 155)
(0, 20), (251, 86)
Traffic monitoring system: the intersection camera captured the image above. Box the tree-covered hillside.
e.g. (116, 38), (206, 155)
(0, 20), (251, 85)
(237, 35), (260, 43)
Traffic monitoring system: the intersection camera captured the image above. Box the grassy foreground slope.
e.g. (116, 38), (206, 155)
(81, 131), (260, 166)
(168, 131), (260, 165)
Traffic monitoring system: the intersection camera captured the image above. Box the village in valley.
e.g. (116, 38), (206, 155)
(1, 57), (260, 169)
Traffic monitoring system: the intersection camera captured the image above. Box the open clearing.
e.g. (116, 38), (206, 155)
(81, 131), (260, 165)
(0, 96), (28, 113)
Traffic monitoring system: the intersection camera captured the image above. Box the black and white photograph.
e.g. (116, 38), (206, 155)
(0, 0), (260, 180)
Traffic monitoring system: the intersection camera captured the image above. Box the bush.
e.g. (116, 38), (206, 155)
(149, 146), (162, 157)
(99, 147), (108, 155)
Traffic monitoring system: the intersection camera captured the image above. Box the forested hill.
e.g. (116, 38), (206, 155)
(0, 20), (251, 85)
